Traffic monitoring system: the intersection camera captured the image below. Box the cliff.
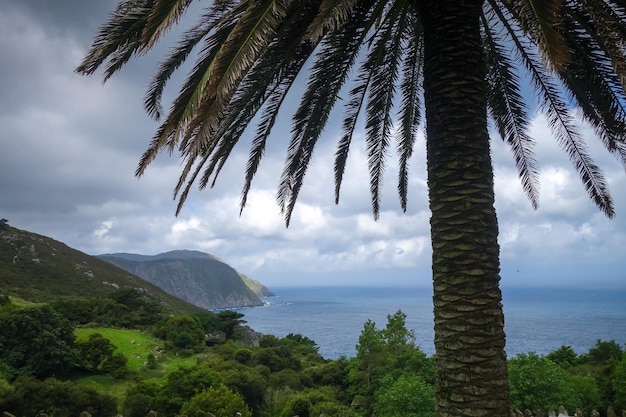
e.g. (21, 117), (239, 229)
(97, 250), (273, 309)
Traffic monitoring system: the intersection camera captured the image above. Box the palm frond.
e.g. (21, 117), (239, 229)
(182, 0), (295, 161)
(75, 0), (152, 81)
(363, 2), (408, 219)
(174, 153), (211, 215)
(498, 0), (614, 217)
(556, 3), (626, 167)
(141, 0), (194, 51)
(144, 2), (236, 120)
(169, 1), (322, 213)
(397, 15), (423, 212)
(239, 52), (313, 213)
(277, 0), (388, 225)
(205, 48), (312, 213)
(334, 53), (374, 205)
(136, 21), (238, 176)
(305, 0), (359, 42)
(580, 0), (626, 92)
(506, 0), (572, 71)
(483, 2), (539, 207)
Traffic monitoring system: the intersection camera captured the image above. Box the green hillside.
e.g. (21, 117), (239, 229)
(0, 224), (204, 315)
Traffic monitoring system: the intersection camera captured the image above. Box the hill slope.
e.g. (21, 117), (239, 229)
(97, 250), (273, 309)
(0, 225), (205, 315)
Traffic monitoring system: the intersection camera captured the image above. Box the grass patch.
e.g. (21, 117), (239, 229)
(73, 327), (199, 405)
(76, 327), (161, 370)
(72, 375), (132, 409)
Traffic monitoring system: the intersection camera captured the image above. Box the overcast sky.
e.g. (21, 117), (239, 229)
(1, 1), (625, 289)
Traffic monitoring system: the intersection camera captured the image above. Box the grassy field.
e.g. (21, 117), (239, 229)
(73, 327), (199, 406)
(76, 327), (163, 370)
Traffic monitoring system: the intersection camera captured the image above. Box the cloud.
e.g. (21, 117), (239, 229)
(0, 1), (624, 289)
(492, 112), (626, 284)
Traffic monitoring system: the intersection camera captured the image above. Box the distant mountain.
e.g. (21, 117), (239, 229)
(97, 250), (274, 310)
(0, 224), (205, 315)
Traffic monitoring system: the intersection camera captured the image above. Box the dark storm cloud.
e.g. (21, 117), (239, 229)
(7, 0), (114, 29)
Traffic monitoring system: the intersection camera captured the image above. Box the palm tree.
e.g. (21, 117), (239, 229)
(77, 1), (626, 416)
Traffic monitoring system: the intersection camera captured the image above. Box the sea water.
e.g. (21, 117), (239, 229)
(237, 286), (626, 359)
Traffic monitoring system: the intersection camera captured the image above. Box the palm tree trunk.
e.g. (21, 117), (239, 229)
(418, 1), (511, 416)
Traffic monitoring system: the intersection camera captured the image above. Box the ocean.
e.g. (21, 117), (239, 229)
(237, 286), (626, 359)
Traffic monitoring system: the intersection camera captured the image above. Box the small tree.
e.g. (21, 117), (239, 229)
(0, 305), (79, 378)
(352, 319), (385, 395)
(77, 333), (116, 371)
(76, 333), (129, 377)
(216, 310), (247, 340)
(374, 374), (436, 417)
(180, 384), (252, 417)
(162, 315), (206, 349)
(508, 353), (577, 412)
(579, 340), (624, 407)
(547, 346), (579, 368)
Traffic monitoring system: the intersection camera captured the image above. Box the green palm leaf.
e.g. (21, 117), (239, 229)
(75, 0), (152, 81)
(483, 2), (539, 207)
(144, 3), (236, 120)
(141, 0), (194, 51)
(277, 0), (385, 225)
(557, 4), (626, 165)
(305, 0), (359, 41)
(364, 2), (407, 219)
(396, 16), (422, 212)
(506, 0), (572, 71)
(180, 0), (294, 158)
(334, 60), (372, 205)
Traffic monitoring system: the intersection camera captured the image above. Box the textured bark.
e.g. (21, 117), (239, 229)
(419, 1), (511, 416)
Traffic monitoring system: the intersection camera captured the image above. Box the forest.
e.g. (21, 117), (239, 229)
(1, 289), (625, 417)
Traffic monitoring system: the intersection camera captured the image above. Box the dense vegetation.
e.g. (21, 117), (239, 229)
(1, 292), (625, 417)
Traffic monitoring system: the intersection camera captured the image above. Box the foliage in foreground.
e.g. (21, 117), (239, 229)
(1, 294), (625, 417)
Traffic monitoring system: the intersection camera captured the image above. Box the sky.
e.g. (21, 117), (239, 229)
(1, 1), (625, 289)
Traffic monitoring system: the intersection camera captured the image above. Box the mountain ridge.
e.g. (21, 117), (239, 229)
(97, 250), (274, 310)
(0, 224), (204, 314)
(0, 224), (274, 311)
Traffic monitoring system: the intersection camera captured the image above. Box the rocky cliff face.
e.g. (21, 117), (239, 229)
(97, 250), (270, 309)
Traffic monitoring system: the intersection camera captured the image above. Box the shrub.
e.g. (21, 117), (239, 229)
(374, 374), (435, 417)
(180, 384), (252, 417)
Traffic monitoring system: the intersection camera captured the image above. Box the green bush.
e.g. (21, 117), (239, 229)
(374, 374), (435, 417)
(611, 352), (626, 411)
(0, 376), (116, 417)
(162, 315), (206, 349)
(180, 384), (252, 417)
(0, 305), (79, 378)
(281, 395), (311, 417)
(508, 353), (577, 412)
